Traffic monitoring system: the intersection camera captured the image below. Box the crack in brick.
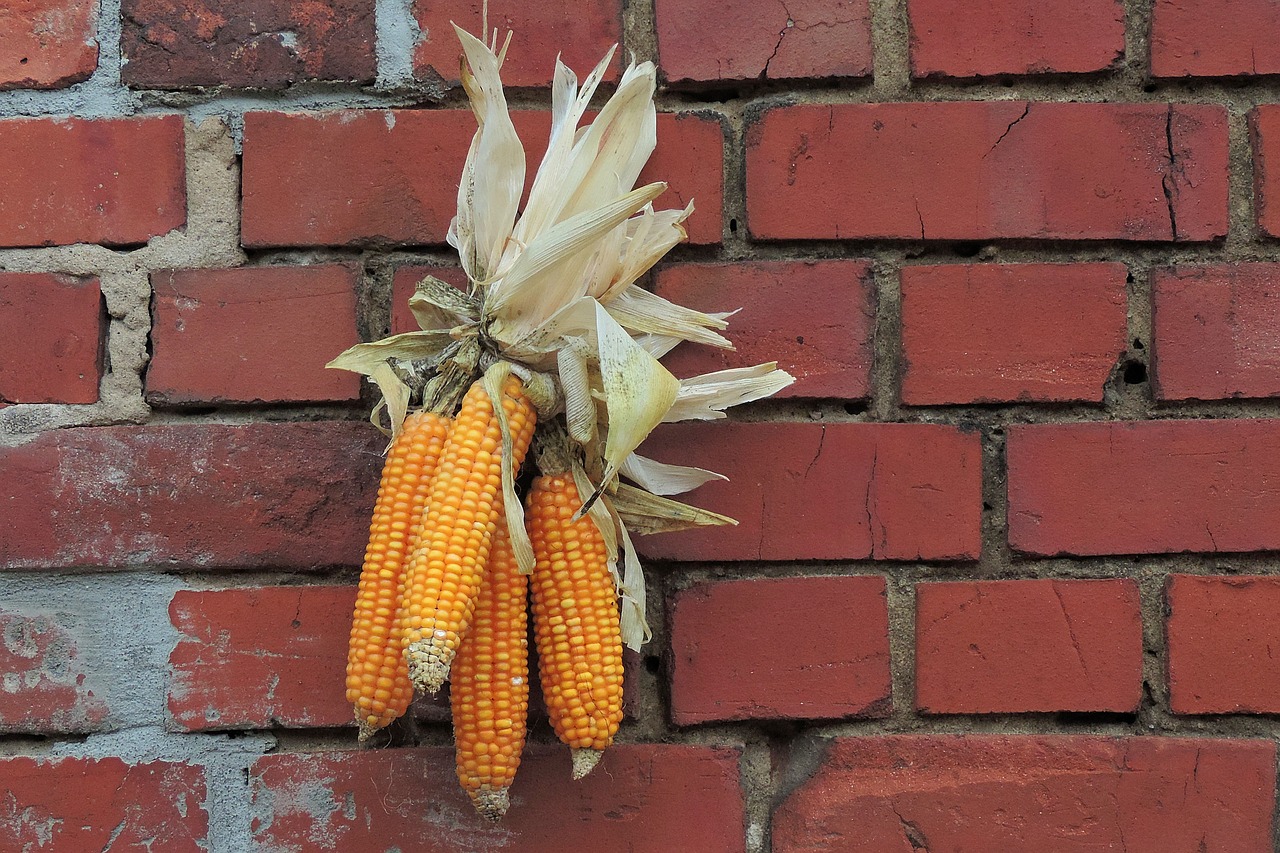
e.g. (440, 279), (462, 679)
(1051, 582), (1090, 681)
(984, 102), (1031, 159)
(1162, 104), (1182, 241)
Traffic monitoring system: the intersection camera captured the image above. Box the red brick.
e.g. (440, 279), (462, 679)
(638, 422), (981, 561)
(168, 586), (354, 730)
(1250, 106), (1280, 237)
(909, 0), (1124, 77)
(773, 736), (1275, 852)
(1152, 0), (1280, 77)
(389, 264), (468, 335)
(670, 576), (889, 724)
(0, 422), (382, 570)
(1167, 574), (1280, 714)
(243, 110), (721, 248)
(0, 115), (185, 247)
(1153, 264), (1280, 400)
(0, 757), (207, 851)
(656, 0), (871, 84)
(0, 610), (107, 733)
(413, 0), (621, 88)
(654, 260), (874, 399)
(0, 272), (102, 404)
(121, 0), (375, 88)
(147, 265), (361, 406)
(746, 102), (1228, 242)
(0, 0), (98, 89)
(1008, 419), (1280, 556)
(901, 263), (1127, 404)
(915, 579), (1142, 714)
(250, 745), (744, 850)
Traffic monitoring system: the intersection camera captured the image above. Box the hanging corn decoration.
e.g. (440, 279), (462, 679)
(326, 21), (794, 820)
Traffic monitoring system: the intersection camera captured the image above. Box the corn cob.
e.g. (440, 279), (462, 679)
(400, 373), (536, 693)
(346, 411), (451, 740)
(451, 517), (529, 820)
(528, 472), (624, 779)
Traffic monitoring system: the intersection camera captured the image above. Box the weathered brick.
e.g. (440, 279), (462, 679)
(909, 0), (1124, 77)
(638, 422), (981, 561)
(1167, 574), (1280, 714)
(654, 260), (874, 399)
(1152, 0), (1280, 77)
(389, 264), (468, 335)
(670, 576), (890, 724)
(243, 110), (722, 248)
(1250, 106), (1280, 238)
(901, 263), (1127, 404)
(147, 265), (361, 406)
(0, 272), (102, 404)
(656, 0), (872, 84)
(0, 115), (185, 247)
(1153, 264), (1280, 400)
(773, 736), (1275, 852)
(1008, 420), (1280, 556)
(915, 579), (1142, 714)
(413, 0), (622, 88)
(121, 0), (375, 88)
(250, 745), (744, 850)
(0, 610), (107, 733)
(0, 422), (381, 570)
(168, 586), (355, 730)
(0, 757), (207, 851)
(746, 102), (1228, 242)
(0, 0), (98, 89)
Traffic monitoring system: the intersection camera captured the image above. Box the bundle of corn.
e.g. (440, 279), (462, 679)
(333, 24), (793, 820)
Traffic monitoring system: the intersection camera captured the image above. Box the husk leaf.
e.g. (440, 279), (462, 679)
(611, 483), (736, 535)
(662, 363), (796, 422)
(620, 452), (727, 496)
(481, 361), (536, 574)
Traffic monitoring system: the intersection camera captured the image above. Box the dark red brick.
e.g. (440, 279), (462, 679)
(656, 0), (871, 84)
(414, 0), (622, 88)
(1152, 0), (1280, 77)
(121, 0), (375, 88)
(915, 579), (1142, 714)
(250, 745), (744, 850)
(0, 757), (207, 851)
(1167, 574), (1280, 714)
(670, 576), (889, 724)
(0, 610), (107, 733)
(147, 265), (361, 406)
(0, 0), (98, 89)
(389, 264), (468, 335)
(1153, 264), (1280, 400)
(654, 260), (874, 399)
(746, 102), (1228, 242)
(1251, 106), (1280, 238)
(168, 585), (354, 730)
(773, 736), (1275, 852)
(0, 422), (382, 570)
(909, 0), (1124, 77)
(0, 115), (185, 247)
(1008, 419), (1280, 556)
(242, 110), (721, 248)
(901, 263), (1127, 404)
(638, 422), (981, 561)
(0, 272), (102, 404)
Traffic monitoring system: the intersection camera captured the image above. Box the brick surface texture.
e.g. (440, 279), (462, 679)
(2, 2), (1279, 850)
(121, 0), (376, 88)
(0, 272), (102, 404)
(147, 265), (362, 405)
(0, 0), (98, 90)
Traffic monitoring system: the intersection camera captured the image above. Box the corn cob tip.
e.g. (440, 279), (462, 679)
(406, 642), (449, 693)
(470, 787), (511, 822)
(356, 719), (378, 744)
(571, 748), (603, 780)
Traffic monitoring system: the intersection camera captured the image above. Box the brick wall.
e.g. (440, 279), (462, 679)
(2, 1), (1278, 850)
